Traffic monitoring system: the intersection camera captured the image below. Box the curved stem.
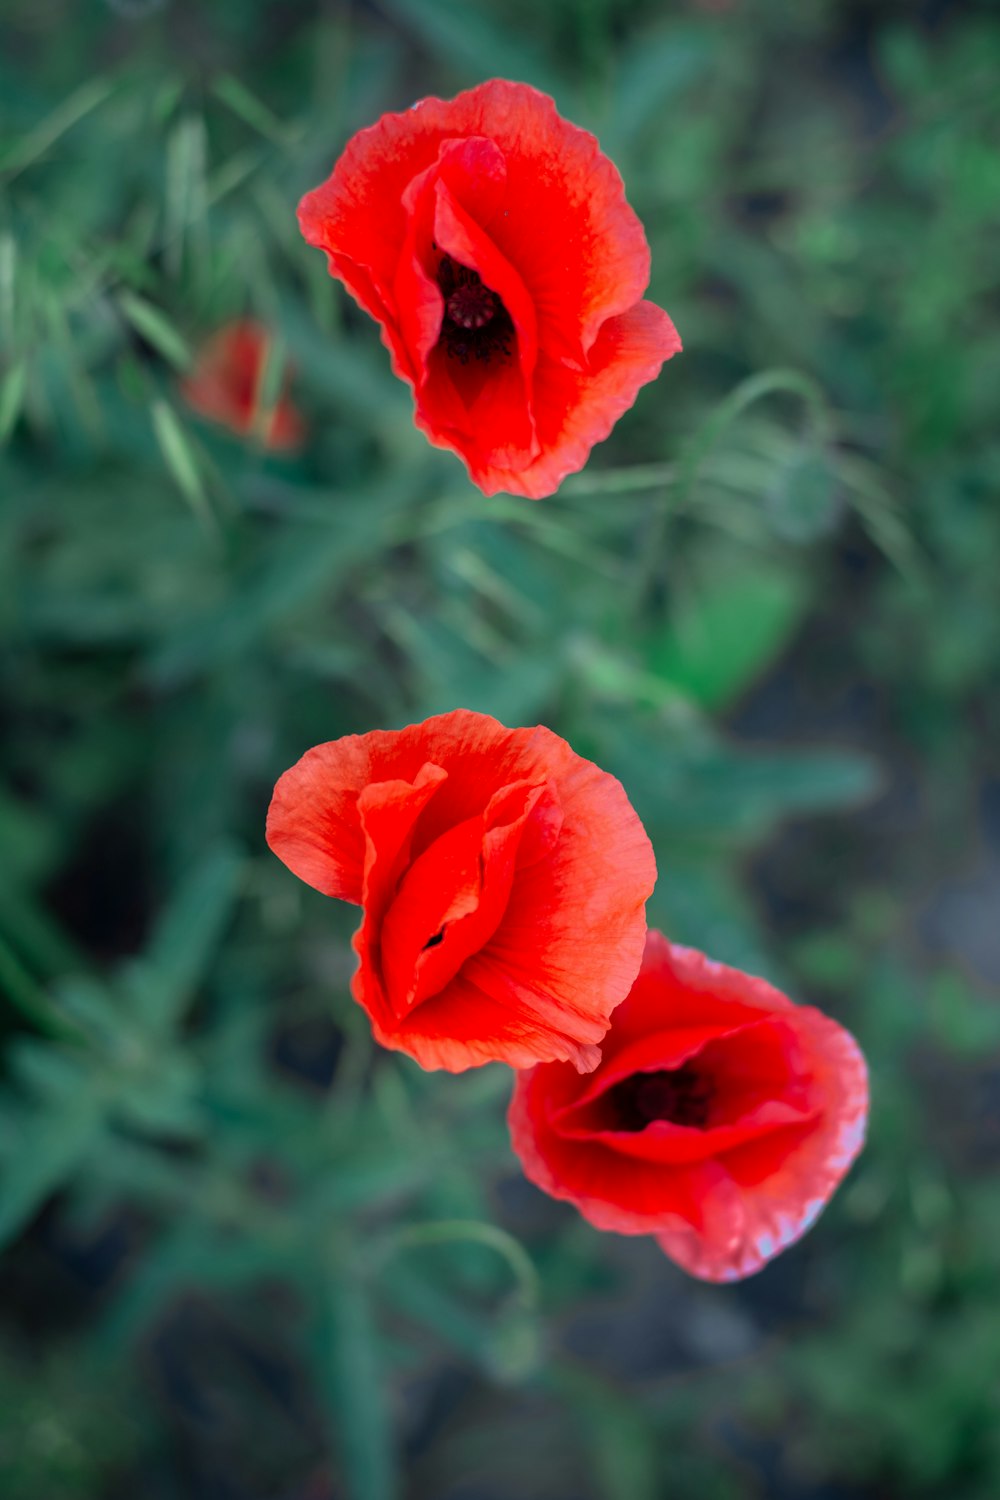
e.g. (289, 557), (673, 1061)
(636, 366), (833, 604)
(380, 1218), (541, 1311)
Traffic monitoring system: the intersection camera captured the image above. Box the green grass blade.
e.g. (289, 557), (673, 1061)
(138, 842), (244, 1033)
(0, 1093), (104, 1251)
(151, 398), (213, 527)
(0, 78), (115, 179)
(319, 1269), (398, 1500)
(0, 362), (27, 444)
(212, 74), (298, 146)
(117, 292), (190, 371)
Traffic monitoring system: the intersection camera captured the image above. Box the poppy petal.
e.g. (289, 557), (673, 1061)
(393, 136), (511, 377)
(670, 1007), (869, 1282)
(510, 1066), (742, 1233)
(379, 781), (558, 1016)
(387, 968), (607, 1073)
(265, 736), (395, 903)
(468, 300), (681, 497)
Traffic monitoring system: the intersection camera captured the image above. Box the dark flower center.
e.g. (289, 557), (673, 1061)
(447, 282), (497, 330)
(436, 255), (513, 366)
(608, 1064), (713, 1131)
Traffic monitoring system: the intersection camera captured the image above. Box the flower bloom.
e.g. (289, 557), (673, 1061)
(180, 321), (304, 451)
(508, 931), (868, 1280)
(298, 79), (681, 498)
(266, 710), (656, 1072)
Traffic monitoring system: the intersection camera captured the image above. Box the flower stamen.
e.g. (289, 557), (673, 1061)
(610, 1064), (713, 1131)
(436, 255), (513, 366)
(447, 282), (497, 330)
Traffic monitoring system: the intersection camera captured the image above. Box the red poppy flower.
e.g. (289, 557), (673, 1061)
(298, 79), (681, 498)
(266, 710), (656, 1072)
(180, 321), (304, 451)
(508, 930), (868, 1281)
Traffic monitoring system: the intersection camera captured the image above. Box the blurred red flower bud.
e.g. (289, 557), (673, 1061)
(181, 321), (304, 451)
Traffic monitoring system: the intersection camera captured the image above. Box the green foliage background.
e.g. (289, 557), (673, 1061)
(2, 0), (999, 1496)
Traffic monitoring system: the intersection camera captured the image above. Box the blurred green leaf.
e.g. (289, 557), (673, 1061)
(765, 445), (841, 542)
(646, 555), (809, 709)
(664, 747), (879, 835)
(0, 1089), (103, 1251)
(0, 76), (115, 179)
(608, 22), (714, 148)
(378, 0), (560, 94)
(146, 480), (414, 683)
(113, 1054), (206, 1140)
(117, 292), (191, 372)
(380, 1259), (489, 1363)
(0, 362), (27, 444)
(0, 232), (17, 344)
(553, 1363), (660, 1500)
(135, 841), (244, 1034)
(150, 398), (213, 526)
(0, 883), (88, 984)
(928, 970), (1000, 1054)
(7, 1039), (88, 1101)
(605, 721), (880, 848)
(164, 111), (208, 279)
(0, 935), (89, 1043)
(212, 73), (299, 146)
(319, 1270), (398, 1500)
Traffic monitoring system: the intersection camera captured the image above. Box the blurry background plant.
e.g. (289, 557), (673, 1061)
(1, 0), (999, 1497)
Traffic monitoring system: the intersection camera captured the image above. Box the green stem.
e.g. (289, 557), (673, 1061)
(562, 461), (677, 497)
(635, 367), (833, 605)
(382, 1218), (541, 1311)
